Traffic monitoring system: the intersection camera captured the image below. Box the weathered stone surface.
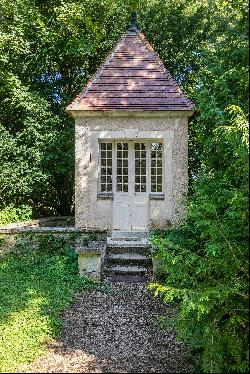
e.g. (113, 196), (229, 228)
(75, 239), (107, 281)
(75, 115), (188, 230)
(102, 234), (153, 283)
(0, 216), (75, 230)
(0, 227), (82, 234)
(75, 240), (106, 254)
(78, 253), (102, 281)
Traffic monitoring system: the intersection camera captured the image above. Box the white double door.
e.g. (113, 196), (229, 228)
(113, 141), (149, 231)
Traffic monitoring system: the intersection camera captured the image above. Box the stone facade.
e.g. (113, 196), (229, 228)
(67, 26), (194, 234)
(75, 112), (188, 231)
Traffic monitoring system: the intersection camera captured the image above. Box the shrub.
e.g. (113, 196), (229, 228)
(150, 108), (249, 373)
(0, 204), (32, 225)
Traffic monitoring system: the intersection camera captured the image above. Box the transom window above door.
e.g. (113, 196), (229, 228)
(99, 140), (163, 194)
(151, 142), (163, 192)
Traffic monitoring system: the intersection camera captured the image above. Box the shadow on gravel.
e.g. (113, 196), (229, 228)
(19, 283), (194, 373)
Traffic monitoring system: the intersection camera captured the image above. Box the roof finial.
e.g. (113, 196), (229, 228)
(129, 11), (138, 32)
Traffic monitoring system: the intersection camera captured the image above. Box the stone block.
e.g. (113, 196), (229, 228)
(152, 256), (163, 276)
(76, 240), (106, 281)
(78, 252), (102, 281)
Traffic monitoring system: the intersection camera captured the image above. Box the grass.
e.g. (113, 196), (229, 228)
(0, 234), (94, 373)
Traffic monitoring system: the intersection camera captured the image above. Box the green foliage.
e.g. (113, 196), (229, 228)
(0, 234), (94, 372)
(150, 85), (249, 373)
(0, 204), (32, 225)
(0, 0), (130, 216)
(1, 0), (247, 218)
(0, 1), (248, 371)
(148, 1), (249, 372)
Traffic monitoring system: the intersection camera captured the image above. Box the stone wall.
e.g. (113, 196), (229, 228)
(75, 113), (189, 230)
(0, 228), (107, 281)
(0, 216), (75, 234)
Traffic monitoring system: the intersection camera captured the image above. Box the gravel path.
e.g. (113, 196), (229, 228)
(18, 282), (192, 373)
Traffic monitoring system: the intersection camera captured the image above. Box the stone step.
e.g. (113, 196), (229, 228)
(103, 274), (150, 283)
(111, 231), (149, 240)
(106, 245), (151, 256)
(107, 237), (150, 247)
(102, 232), (152, 283)
(105, 253), (152, 267)
(103, 264), (149, 276)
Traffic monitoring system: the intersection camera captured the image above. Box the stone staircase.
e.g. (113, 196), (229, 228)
(101, 231), (153, 283)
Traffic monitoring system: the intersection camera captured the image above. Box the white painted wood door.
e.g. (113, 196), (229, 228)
(113, 141), (148, 231)
(131, 193), (148, 230)
(113, 194), (131, 231)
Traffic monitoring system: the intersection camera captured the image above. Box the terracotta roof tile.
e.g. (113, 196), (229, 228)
(66, 30), (195, 112)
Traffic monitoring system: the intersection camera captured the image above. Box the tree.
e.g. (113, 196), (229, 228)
(0, 0), (129, 216)
(148, 1), (249, 372)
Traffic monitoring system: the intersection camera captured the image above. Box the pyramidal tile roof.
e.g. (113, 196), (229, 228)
(66, 28), (194, 113)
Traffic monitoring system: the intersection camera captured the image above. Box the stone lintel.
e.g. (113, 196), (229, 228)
(149, 193), (165, 200)
(75, 240), (106, 255)
(67, 109), (194, 119)
(97, 192), (114, 200)
(0, 227), (83, 235)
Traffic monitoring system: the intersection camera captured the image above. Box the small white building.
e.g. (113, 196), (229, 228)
(66, 19), (194, 233)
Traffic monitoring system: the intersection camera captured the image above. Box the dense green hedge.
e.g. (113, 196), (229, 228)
(150, 106), (249, 373)
(148, 1), (249, 372)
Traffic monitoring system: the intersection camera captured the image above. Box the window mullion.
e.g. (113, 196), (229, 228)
(147, 141), (151, 193)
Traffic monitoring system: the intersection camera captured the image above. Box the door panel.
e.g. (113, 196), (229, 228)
(113, 142), (131, 230)
(132, 142), (148, 230)
(113, 195), (131, 231)
(131, 193), (148, 230)
(113, 141), (149, 231)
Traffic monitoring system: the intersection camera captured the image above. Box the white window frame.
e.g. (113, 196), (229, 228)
(98, 140), (114, 195)
(98, 139), (165, 196)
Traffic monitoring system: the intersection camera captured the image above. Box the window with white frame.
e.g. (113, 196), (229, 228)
(134, 142), (147, 192)
(116, 142), (128, 192)
(100, 142), (113, 192)
(151, 142), (163, 192)
(99, 140), (163, 194)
